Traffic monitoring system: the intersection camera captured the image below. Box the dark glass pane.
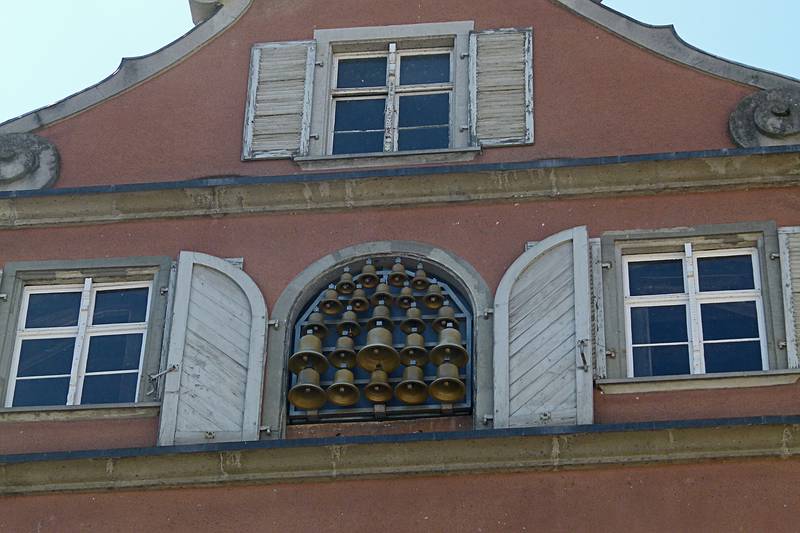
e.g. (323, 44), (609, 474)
(17, 338), (75, 377)
(81, 373), (138, 404)
(332, 131), (385, 155)
(400, 54), (450, 85)
(398, 94), (450, 127)
(628, 260), (684, 296)
(12, 377), (70, 407)
(86, 334), (144, 372)
(633, 345), (690, 377)
(25, 292), (81, 328)
(398, 127), (450, 151)
(704, 341), (763, 373)
(333, 99), (386, 132)
(701, 301), (759, 340)
(93, 288), (149, 325)
(631, 305), (687, 344)
(697, 255), (755, 292)
(337, 57), (387, 88)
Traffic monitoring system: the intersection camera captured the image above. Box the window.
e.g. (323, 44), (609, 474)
(624, 246), (767, 377)
(0, 257), (171, 409)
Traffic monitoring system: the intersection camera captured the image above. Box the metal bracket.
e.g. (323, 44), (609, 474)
(315, 60), (324, 67)
(459, 52), (469, 59)
(268, 319), (281, 330)
(577, 339), (589, 371)
(601, 262), (612, 270)
(159, 287), (169, 295)
(605, 349), (616, 359)
(770, 252), (780, 260)
(482, 414), (494, 426)
(483, 308), (494, 319)
(148, 364), (178, 382)
(0, 293), (6, 302)
(259, 425), (272, 435)
(779, 341), (788, 349)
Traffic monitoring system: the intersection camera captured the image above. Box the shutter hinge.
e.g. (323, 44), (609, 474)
(482, 414), (494, 426)
(259, 425), (272, 435)
(482, 308), (494, 319)
(605, 349), (616, 359)
(0, 293), (6, 302)
(770, 252), (780, 260)
(600, 261), (612, 270)
(577, 339), (589, 371)
(268, 319), (281, 329)
(779, 341), (788, 349)
(309, 133), (320, 140)
(315, 60), (324, 67)
(159, 287), (169, 295)
(148, 364), (179, 382)
(459, 52), (469, 59)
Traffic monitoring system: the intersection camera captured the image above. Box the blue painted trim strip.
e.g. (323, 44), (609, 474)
(2, 414), (799, 465)
(2, 144), (800, 200)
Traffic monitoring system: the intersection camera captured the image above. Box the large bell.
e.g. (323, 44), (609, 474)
(302, 311), (329, 338)
(395, 365), (428, 405)
(429, 362), (465, 403)
(387, 258), (409, 287)
(358, 260), (379, 289)
(411, 264), (431, 291)
(288, 334), (329, 374)
(400, 305), (426, 334)
(399, 332), (429, 366)
(335, 267), (356, 295)
(288, 367), (327, 410)
(349, 286), (370, 313)
(336, 309), (361, 337)
(326, 368), (360, 406)
(370, 282), (394, 306)
(423, 284), (444, 309)
(366, 304), (393, 331)
(429, 327), (469, 367)
(364, 369), (393, 403)
(397, 285), (415, 309)
(356, 327), (399, 372)
(328, 336), (357, 369)
(433, 303), (459, 333)
(320, 287), (344, 316)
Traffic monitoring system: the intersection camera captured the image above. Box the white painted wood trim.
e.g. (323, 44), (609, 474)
(572, 228), (592, 424)
(779, 227), (799, 368)
(493, 226), (590, 428)
(468, 32), (478, 147)
(241, 46), (262, 160)
(298, 42), (317, 157)
(523, 29), (534, 144)
(590, 238), (607, 379)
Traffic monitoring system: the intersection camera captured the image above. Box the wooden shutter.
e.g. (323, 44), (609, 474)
(242, 40), (316, 160)
(590, 238), (607, 379)
(493, 227), (593, 428)
(158, 252), (268, 445)
(779, 227), (800, 368)
(469, 28), (533, 146)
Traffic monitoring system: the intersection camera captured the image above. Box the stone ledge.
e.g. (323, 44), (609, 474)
(0, 403), (160, 423)
(597, 370), (800, 395)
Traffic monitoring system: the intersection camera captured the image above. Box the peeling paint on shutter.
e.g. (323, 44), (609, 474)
(778, 227), (800, 368)
(242, 40), (316, 160)
(590, 238), (607, 379)
(469, 28), (533, 146)
(158, 252), (268, 445)
(493, 227), (592, 428)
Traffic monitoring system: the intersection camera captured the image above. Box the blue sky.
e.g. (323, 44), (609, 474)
(1, 1), (797, 124)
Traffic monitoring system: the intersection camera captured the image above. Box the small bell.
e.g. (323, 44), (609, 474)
(320, 286), (344, 316)
(432, 302), (459, 333)
(396, 285), (415, 309)
(349, 286), (370, 313)
(400, 304), (426, 334)
(423, 284), (444, 309)
(429, 362), (465, 403)
(358, 259), (380, 289)
(411, 263), (431, 291)
(288, 367), (327, 410)
(387, 258), (409, 287)
(364, 368), (393, 403)
(429, 327), (469, 367)
(370, 282), (394, 306)
(288, 334), (329, 375)
(335, 267), (356, 295)
(356, 327), (400, 372)
(395, 365), (428, 405)
(336, 308), (361, 337)
(399, 332), (429, 367)
(366, 304), (394, 331)
(326, 368), (360, 406)
(328, 335), (357, 369)
(302, 311), (329, 339)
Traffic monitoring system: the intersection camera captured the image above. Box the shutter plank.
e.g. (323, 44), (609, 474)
(779, 228), (800, 368)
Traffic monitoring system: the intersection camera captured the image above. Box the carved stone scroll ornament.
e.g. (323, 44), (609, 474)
(730, 88), (800, 148)
(0, 133), (60, 191)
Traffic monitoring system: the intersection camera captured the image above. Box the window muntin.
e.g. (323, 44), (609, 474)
(623, 246), (768, 377)
(6, 280), (152, 408)
(330, 46), (453, 155)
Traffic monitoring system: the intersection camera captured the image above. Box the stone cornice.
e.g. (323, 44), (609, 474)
(1, 416), (798, 495)
(0, 147), (798, 229)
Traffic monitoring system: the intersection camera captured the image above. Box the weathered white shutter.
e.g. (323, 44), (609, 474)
(242, 40), (316, 160)
(469, 28), (533, 146)
(158, 252), (268, 445)
(494, 226), (593, 428)
(589, 238), (607, 379)
(778, 227), (800, 368)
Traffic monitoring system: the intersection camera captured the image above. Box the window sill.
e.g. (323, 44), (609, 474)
(596, 369), (800, 395)
(294, 146), (481, 171)
(0, 402), (160, 423)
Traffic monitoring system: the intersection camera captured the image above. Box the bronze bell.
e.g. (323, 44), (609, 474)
(396, 365), (428, 404)
(423, 284), (444, 309)
(336, 309), (361, 337)
(429, 327), (469, 367)
(400, 305), (426, 334)
(370, 282), (394, 306)
(349, 286), (370, 313)
(433, 303), (459, 333)
(328, 336), (357, 369)
(411, 263), (431, 291)
(326, 368), (360, 406)
(335, 267), (356, 295)
(399, 332), (429, 367)
(303, 311), (329, 339)
(387, 258), (409, 287)
(356, 327), (399, 372)
(358, 260), (379, 289)
(366, 304), (393, 331)
(396, 285), (415, 309)
(429, 362), (465, 403)
(365, 369), (393, 403)
(288, 334), (330, 375)
(288, 367), (327, 410)
(320, 286), (344, 316)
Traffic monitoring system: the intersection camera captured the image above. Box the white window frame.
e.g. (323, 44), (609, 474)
(5, 279), (152, 407)
(623, 245), (768, 377)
